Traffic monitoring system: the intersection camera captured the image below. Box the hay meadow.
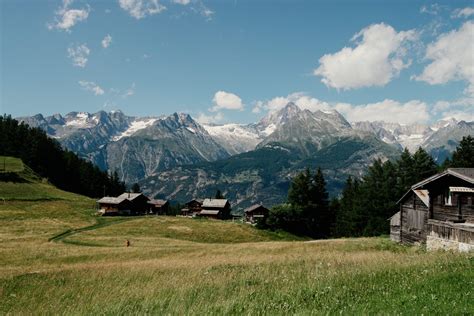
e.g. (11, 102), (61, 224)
(0, 157), (473, 314)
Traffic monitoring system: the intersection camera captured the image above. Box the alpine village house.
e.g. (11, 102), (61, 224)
(391, 168), (474, 252)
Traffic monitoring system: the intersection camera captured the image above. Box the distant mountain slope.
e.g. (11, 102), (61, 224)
(140, 134), (400, 210)
(17, 104), (472, 194)
(105, 113), (229, 183)
(351, 119), (473, 161)
(19, 111), (230, 184)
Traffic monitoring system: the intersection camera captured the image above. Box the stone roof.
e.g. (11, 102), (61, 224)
(200, 210), (220, 215)
(202, 198), (228, 208)
(117, 192), (148, 201)
(97, 196), (127, 204)
(148, 199), (168, 206)
(244, 204), (269, 213)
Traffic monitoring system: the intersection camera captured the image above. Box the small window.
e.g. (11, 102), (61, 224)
(444, 189), (452, 206)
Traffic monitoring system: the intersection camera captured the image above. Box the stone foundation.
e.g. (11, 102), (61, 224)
(426, 235), (474, 252)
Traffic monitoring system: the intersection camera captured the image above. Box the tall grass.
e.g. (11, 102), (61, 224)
(0, 166), (472, 314)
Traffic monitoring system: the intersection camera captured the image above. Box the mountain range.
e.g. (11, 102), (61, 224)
(18, 103), (473, 209)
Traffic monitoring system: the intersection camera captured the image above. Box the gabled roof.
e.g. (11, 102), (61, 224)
(202, 198), (229, 208)
(117, 192), (149, 201)
(413, 189), (429, 207)
(200, 210), (220, 215)
(148, 199), (168, 206)
(97, 196), (128, 205)
(186, 198), (203, 205)
(397, 168), (474, 205)
(244, 204), (269, 213)
(411, 168), (474, 190)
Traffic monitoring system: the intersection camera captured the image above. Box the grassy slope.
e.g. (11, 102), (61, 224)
(0, 157), (473, 314)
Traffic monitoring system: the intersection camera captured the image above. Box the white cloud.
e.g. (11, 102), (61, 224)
(334, 99), (430, 124)
(441, 110), (474, 122)
(252, 92), (330, 113)
(172, 0), (191, 5)
(196, 112), (224, 124)
(101, 35), (112, 48)
(420, 3), (444, 15)
(67, 44), (90, 68)
(211, 91), (244, 112)
(314, 23), (417, 90)
(79, 81), (105, 95)
(433, 97), (474, 121)
(452, 7), (474, 18)
(48, 0), (90, 32)
(413, 21), (474, 96)
(118, 0), (166, 19)
(122, 83), (136, 98)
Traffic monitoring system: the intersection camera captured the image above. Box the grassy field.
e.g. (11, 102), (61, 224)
(0, 157), (473, 314)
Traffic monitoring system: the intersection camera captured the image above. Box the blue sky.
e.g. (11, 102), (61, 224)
(1, 0), (473, 124)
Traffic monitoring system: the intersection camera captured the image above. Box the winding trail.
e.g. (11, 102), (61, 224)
(49, 217), (134, 244)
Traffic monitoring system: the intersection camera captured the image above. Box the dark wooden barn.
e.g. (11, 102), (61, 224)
(244, 204), (269, 224)
(394, 168), (474, 251)
(117, 192), (150, 215)
(198, 198), (231, 220)
(97, 197), (133, 216)
(148, 199), (169, 215)
(181, 199), (203, 217)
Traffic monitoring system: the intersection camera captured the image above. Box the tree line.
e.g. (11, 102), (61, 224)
(262, 136), (474, 238)
(0, 115), (125, 197)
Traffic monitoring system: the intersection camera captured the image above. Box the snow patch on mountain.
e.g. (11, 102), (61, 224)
(113, 118), (158, 141)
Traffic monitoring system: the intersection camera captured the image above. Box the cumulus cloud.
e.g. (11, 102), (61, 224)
(211, 91), (244, 112)
(314, 23), (417, 90)
(433, 97), (474, 121)
(67, 44), (90, 68)
(252, 92), (330, 113)
(334, 99), (430, 124)
(413, 21), (474, 96)
(78, 81), (105, 95)
(48, 0), (90, 32)
(196, 112), (224, 124)
(118, 0), (166, 19)
(452, 7), (474, 18)
(441, 110), (474, 122)
(101, 34), (112, 48)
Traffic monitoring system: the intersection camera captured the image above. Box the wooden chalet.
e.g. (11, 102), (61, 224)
(181, 199), (203, 217)
(198, 198), (231, 219)
(148, 199), (169, 215)
(117, 192), (150, 215)
(97, 196), (133, 216)
(244, 204), (269, 224)
(393, 168), (474, 252)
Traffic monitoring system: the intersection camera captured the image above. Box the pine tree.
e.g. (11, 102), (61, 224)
(131, 183), (141, 193)
(412, 147), (437, 181)
(450, 135), (474, 167)
(288, 168), (311, 207)
(215, 189), (225, 199)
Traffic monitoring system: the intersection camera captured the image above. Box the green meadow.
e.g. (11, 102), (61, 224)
(0, 157), (473, 314)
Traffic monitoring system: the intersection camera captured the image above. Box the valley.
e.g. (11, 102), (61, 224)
(18, 103), (474, 209)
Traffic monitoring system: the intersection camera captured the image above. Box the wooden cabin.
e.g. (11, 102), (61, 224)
(117, 192), (150, 215)
(97, 197), (133, 216)
(394, 168), (474, 252)
(244, 204), (269, 224)
(198, 198), (231, 219)
(181, 199), (203, 217)
(148, 199), (169, 215)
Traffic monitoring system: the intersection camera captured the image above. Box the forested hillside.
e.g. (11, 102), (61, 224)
(0, 115), (125, 197)
(262, 136), (474, 238)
